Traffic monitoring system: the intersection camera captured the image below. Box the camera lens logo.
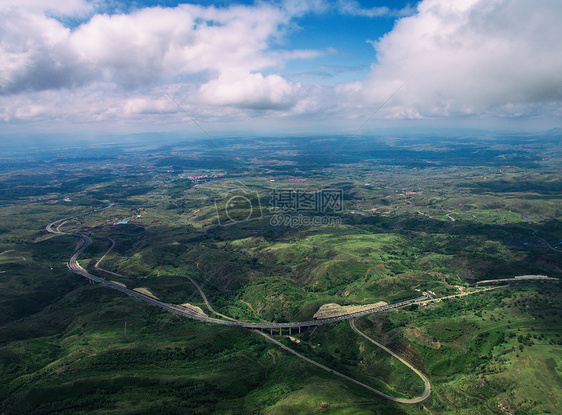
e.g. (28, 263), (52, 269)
(215, 189), (263, 225)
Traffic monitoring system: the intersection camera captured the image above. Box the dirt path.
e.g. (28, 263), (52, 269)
(180, 274), (237, 321)
(239, 299), (268, 322)
(95, 238), (115, 269)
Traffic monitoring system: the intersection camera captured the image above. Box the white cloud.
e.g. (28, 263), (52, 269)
(0, 2), (305, 94)
(0, 7), (92, 94)
(199, 70), (300, 110)
(1, 0), (561, 133)
(70, 4), (295, 87)
(0, 1), (332, 124)
(0, 0), (93, 16)
(122, 97), (178, 115)
(361, 0), (562, 119)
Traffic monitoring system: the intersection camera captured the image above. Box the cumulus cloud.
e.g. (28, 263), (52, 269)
(122, 97), (179, 115)
(1, 0), (561, 131)
(0, 2), (304, 98)
(199, 70), (301, 110)
(0, 7), (88, 94)
(362, 0), (562, 118)
(70, 4), (293, 88)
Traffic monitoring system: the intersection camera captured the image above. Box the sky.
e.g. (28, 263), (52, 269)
(1, 0), (561, 140)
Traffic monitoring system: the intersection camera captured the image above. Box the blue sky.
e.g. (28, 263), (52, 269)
(1, 0), (561, 139)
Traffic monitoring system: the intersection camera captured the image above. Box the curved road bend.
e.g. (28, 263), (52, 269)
(47, 203), (546, 406)
(349, 319), (431, 403)
(98, 257), (432, 403)
(48, 204), (433, 403)
(46, 202), (114, 235)
(255, 327), (430, 404)
(48, 211), (442, 405)
(47, 205), (501, 330)
(66, 231), (426, 330)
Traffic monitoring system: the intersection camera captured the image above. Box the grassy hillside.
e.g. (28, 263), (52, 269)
(1, 135), (561, 414)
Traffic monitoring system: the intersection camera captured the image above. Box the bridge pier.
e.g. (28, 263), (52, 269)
(299, 326), (301, 334)
(270, 328), (273, 335)
(289, 327), (291, 335)
(279, 328), (282, 336)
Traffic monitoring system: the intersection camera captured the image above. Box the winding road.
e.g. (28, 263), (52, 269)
(46, 202), (527, 405)
(47, 208), (429, 330)
(349, 319), (431, 403)
(254, 320), (431, 405)
(45, 202), (559, 406)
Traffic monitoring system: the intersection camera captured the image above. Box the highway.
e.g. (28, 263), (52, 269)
(47, 203), (517, 405)
(48, 203), (554, 327)
(47, 202), (558, 406)
(69, 231), (428, 329)
(46, 204), (508, 332)
(254, 321), (431, 405)
(47, 209), (429, 330)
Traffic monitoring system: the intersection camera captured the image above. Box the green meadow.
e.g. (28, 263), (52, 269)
(1, 134), (561, 413)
